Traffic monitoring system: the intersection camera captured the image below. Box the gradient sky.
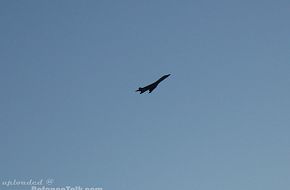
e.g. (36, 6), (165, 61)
(1, 1), (290, 190)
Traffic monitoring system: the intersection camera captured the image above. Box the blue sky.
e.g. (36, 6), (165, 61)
(0, 0), (290, 190)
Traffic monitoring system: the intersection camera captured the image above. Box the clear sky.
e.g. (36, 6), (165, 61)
(1, 0), (290, 190)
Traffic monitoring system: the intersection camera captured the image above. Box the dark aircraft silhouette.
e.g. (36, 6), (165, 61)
(136, 74), (170, 94)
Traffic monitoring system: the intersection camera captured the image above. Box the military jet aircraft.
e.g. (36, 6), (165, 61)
(136, 74), (170, 94)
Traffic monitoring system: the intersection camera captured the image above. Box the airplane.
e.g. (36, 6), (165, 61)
(136, 74), (170, 94)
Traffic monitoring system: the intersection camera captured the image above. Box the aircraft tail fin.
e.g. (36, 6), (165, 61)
(136, 87), (143, 94)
